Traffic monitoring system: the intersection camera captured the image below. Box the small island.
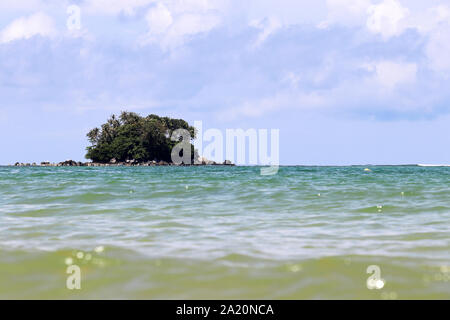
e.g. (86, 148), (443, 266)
(13, 111), (233, 167)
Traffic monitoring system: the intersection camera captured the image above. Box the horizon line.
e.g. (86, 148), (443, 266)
(1, 163), (450, 167)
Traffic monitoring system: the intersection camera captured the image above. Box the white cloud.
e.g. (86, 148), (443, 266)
(426, 23), (450, 74)
(282, 72), (301, 88)
(366, 0), (409, 39)
(413, 5), (450, 33)
(0, 12), (55, 44)
(169, 0), (222, 14)
(240, 0), (327, 28)
(364, 61), (417, 89)
(221, 91), (326, 120)
(146, 3), (173, 34)
(82, 0), (155, 16)
(141, 1), (221, 49)
(222, 58), (420, 120)
(249, 17), (282, 48)
(319, 0), (371, 28)
(433, 5), (450, 22)
(168, 13), (218, 37)
(320, 0), (450, 45)
(0, 0), (43, 11)
(82, 0), (227, 17)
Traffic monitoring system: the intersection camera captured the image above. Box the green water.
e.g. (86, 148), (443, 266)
(0, 166), (449, 299)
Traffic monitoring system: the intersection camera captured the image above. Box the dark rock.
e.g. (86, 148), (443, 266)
(14, 158), (234, 168)
(58, 160), (78, 166)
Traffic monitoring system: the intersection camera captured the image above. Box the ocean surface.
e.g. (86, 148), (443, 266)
(0, 166), (449, 299)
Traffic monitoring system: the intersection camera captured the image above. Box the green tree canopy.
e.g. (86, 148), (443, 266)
(86, 111), (197, 163)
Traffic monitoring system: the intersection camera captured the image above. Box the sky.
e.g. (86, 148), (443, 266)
(0, 0), (450, 165)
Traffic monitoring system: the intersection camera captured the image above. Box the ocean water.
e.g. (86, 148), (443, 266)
(0, 166), (449, 299)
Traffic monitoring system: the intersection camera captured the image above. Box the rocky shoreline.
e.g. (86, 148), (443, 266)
(13, 158), (234, 167)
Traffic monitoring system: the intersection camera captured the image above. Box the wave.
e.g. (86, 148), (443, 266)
(417, 164), (450, 167)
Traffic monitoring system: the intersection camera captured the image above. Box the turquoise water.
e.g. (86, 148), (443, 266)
(0, 166), (449, 299)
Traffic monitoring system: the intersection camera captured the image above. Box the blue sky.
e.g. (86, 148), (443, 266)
(0, 0), (450, 165)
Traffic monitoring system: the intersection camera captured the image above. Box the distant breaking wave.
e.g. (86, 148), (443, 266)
(417, 164), (450, 167)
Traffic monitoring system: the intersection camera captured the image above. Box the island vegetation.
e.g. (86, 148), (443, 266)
(86, 111), (197, 164)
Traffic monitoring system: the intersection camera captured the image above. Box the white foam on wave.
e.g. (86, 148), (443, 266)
(417, 164), (450, 167)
